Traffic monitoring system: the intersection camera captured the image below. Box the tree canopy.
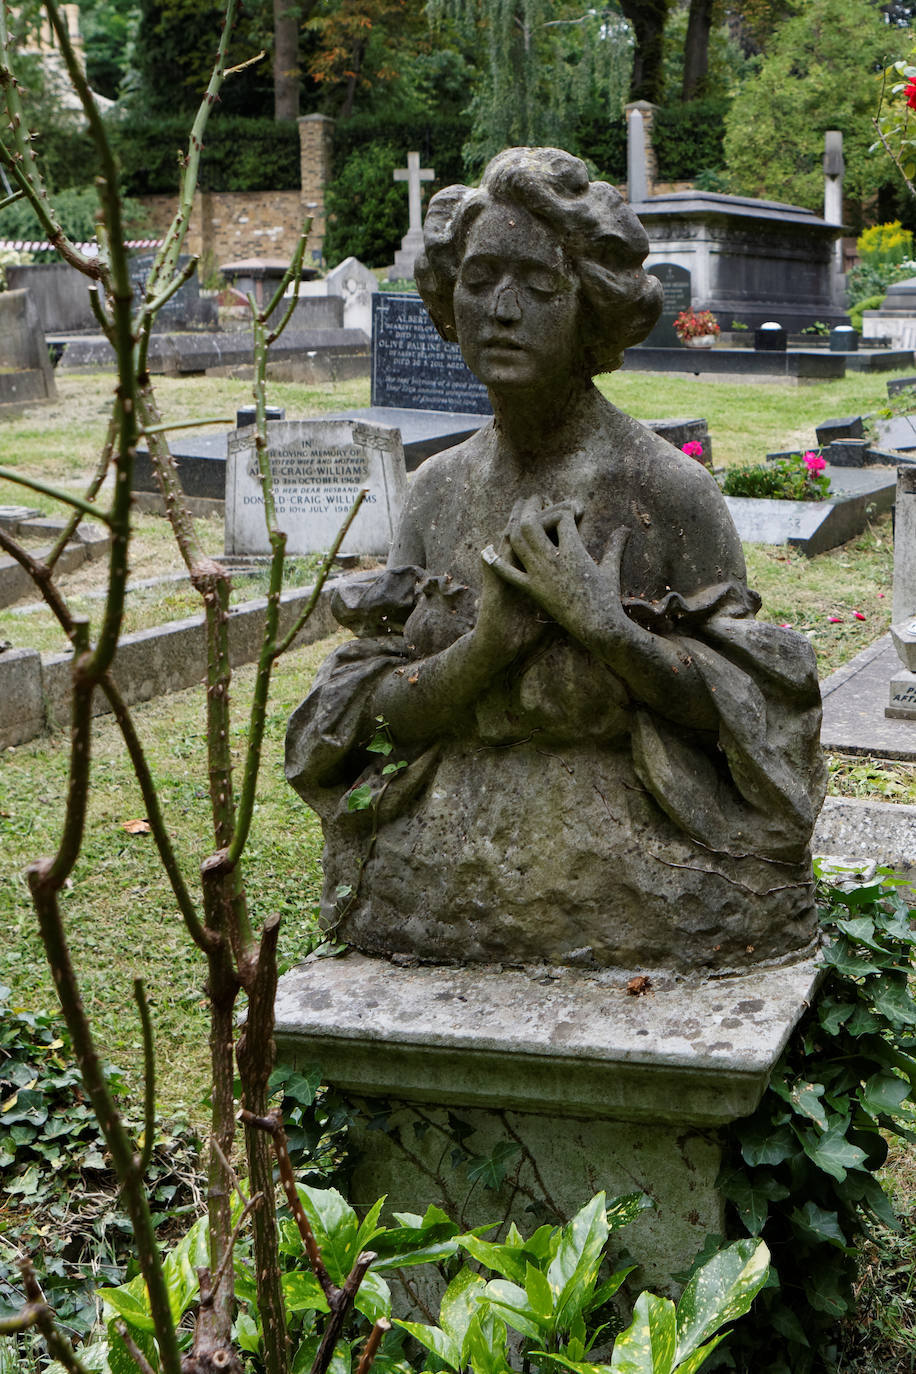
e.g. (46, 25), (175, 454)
(722, 0), (900, 210)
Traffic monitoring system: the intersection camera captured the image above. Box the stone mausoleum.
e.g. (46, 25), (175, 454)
(633, 189), (846, 334)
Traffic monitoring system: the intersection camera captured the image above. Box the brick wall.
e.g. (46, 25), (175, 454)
(137, 189), (306, 269)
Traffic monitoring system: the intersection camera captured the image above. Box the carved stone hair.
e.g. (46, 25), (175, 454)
(414, 146), (664, 376)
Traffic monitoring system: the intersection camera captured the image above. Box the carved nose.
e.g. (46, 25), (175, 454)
(494, 285), (521, 321)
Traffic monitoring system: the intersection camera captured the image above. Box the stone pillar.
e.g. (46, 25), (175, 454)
(625, 101), (658, 201)
(893, 464), (916, 624)
(298, 114), (335, 265)
(823, 131), (845, 304)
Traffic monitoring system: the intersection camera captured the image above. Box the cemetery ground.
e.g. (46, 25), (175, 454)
(3, 368), (916, 1370)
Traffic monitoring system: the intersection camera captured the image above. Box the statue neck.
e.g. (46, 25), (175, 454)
(489, 378), (601, 465)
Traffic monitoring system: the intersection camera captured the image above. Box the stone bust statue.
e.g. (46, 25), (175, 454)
(286, 147), (827, 974)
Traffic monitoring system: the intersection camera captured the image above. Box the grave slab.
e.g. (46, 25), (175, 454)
(876, 415), (916, 451)
(725, 464), (896, 555)
(621, 347), (845, 380)
(225, 418), (408, 557)
(275, 950), (820, 1290)
(820, 634), (916, 760)
(371, 293), (491, 413)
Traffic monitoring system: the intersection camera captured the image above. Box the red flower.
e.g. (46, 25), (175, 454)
(854, 610), (866, 620)
(803, 450), (826, 473)
(906, 79), (916, 110)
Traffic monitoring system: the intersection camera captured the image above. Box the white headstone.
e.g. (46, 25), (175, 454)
(225, 419), (408, 557)
(325, 256), (379, 336)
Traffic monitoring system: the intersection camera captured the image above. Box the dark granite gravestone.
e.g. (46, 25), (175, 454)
(128, 253), (217, 332)
(371, 293), (492, 413)
(643, 264), (691, 348)
(815, 417), (865, 445)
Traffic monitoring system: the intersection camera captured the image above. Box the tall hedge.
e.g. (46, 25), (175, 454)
(653, 99), (729, 180)
(108, 117), (302, 196)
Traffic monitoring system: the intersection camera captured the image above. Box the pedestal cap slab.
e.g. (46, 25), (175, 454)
(275, 952), (823, 1128)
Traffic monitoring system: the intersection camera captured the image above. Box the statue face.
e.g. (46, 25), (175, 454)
(452, 202), (581, 393)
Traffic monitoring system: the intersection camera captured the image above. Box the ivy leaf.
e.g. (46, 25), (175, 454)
(346, 783), (373, 813)
(869, 977), (916, 1030)
(719, 1170), (789, 1236)
(802, 1257), (853, 1317)
(788, 1202), (850, 1251)
(860, 1070), (910, 1116)
(738, 1122), (796, 1167)
(799, 1121), (868, 1183)
(836, 1171), (899, 1230)
(788, 1079), (828, 1130)
(820, 943), (883, 978)
(466, 1141), (521, 1189)
(817, 998), (854, 1036)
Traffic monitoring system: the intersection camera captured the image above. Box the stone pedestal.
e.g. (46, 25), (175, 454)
(274, 951), (821, 1292)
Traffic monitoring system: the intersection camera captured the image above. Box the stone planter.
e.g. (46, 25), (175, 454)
(682, 334), (717, 349)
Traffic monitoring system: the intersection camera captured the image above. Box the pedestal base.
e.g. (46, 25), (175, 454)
(274, 952), (820, 1291)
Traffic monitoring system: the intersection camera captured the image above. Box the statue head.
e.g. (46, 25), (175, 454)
(415, 147), (663, 378)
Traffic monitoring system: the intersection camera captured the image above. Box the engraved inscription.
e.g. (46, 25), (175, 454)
(243, 442), (372, 519)
(371, 294), (492, 414)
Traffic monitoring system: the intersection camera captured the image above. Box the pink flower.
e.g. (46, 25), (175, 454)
(878, 592), (885, 598)
(682, 440), (704, 458)
(906, 78), (916, 110)
(780, 622), (791, 628)
(828, 616), (842, 623)
(803, 450), (826, 473)
(854, 611), (866, 620)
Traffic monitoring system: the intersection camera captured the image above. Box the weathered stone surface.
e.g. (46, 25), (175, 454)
(274, 950), (821, 1287)
(891, 616), (916, 671)
(0, 648), (44, 748)
(286, 147), (826, 973)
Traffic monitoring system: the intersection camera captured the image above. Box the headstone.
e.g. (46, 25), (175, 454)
(824, 438), (868, 467)
(875, 415), (916, 452)
(236, 405), (285, 429)
(643, 264), (691, 348)
(390, 152), (434, 281)
(754, 322), (787, 351)
(225, 418), (407, 557)
(0, 289), (57, 407)
(325, 257), (378, 335)
(371, 293), (491, 413)
(129, 253), (217, 332)
(815, 416), (864, 445)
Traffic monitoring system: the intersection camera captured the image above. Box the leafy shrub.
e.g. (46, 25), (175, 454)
(323, 143), (409, 269)
(573, 114), (627, 181)
(108, 116), (302, 196)
(332, 114), (470, 189)
(721, 873), (916, 1373)
(0, 989), (200, 1349)
(653, 98), (730, 181)
(720, 452), (830, 501)
(848, 293), (886, 333)
(97, 1188), (768, 1374)
(857, 220), (914, 267)
(0, 186), (150, 253)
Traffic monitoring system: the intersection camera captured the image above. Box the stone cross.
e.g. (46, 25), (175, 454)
(394, 152), (434, 236)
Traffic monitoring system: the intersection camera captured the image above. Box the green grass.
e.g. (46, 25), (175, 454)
(0, 633), (344, 1123)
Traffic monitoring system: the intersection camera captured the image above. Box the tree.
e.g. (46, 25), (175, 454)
(681, 0), (714, 99)
(722, 0), (898, 210)
(426, 1), (632, 168)
(617, 0), (670, 101)
(273, 0), (304, 118)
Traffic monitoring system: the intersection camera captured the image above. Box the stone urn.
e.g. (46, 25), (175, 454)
(683, 333), (717, 349)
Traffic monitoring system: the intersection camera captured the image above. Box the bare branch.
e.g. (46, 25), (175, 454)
(356, 1319), (392, 1374)
(116, 1321), (159, 1374)
(133, 978), (156, 1172)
